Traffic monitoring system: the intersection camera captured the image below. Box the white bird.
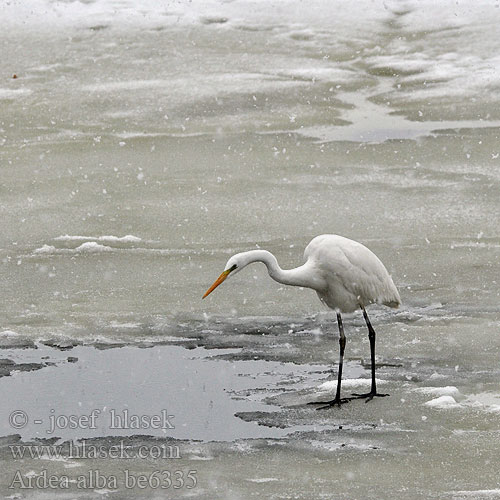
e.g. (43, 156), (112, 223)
(203, 234), (401, 408)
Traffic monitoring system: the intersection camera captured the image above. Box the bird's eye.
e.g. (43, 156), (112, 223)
(229, 264), (237, 271)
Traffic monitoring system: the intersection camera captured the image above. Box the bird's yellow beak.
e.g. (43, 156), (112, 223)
(203, 269), (231, 299)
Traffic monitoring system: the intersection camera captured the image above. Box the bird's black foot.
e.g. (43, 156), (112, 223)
(308, 397), (352, 410)
(351, 391), (389, 403)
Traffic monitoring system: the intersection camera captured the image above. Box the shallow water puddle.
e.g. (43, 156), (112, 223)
(0, 344), (343, 441)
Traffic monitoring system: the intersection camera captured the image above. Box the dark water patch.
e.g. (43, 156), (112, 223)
(93, 342), (127, 350)
(200, 16), (229, 25)
(88, 24), (109, 31)
(289, 31), (314, 41)
(41, 338), (82, 351)
(0, 358), (53, 378)
(235, 411), (287, 429)
(367, 65), (424, 78)
(0, 337), (37, 350)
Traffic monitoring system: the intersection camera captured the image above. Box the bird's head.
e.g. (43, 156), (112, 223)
(202, 253), (249, 298)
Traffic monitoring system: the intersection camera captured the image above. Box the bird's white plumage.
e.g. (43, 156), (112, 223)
(214, 234), (400, 314)
(303, 234), (400, 312)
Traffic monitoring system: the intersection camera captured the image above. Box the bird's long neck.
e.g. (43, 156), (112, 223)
(240, 250), (321, 290)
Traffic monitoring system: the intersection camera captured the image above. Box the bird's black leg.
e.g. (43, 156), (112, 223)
(351, 307), (389, 402)
(308, 313), (352, 409)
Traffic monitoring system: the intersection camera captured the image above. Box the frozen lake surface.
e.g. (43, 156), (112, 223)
(2, 0), (500, 498)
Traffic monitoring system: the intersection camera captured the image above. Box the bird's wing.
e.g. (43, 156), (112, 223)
(340, 246), (399, 306)
(310, 236), (400, 308)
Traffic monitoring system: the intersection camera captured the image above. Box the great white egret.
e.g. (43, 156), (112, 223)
(203, 234), (400, 408)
